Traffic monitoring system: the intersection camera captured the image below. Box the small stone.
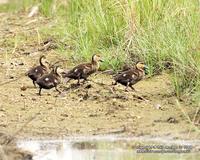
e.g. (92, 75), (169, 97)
(154, 104), (161, 110)
(89, 114), (97, 117)
(112, 98), (117, 102)
(60, 118), (65, 121)
(9, 76), (14, 79)
(85, 84), (92, 89)
(0, 108), (5, 112)
(136, 116), (142, 119)
(20, 86), (27, 91)
(21, 107), (26, 111)
(23, 52), (31, 55)
(61, 114), (68, 117)
(0, 112), (6, 117)
(18, 62), (24, 65)
(83, 93), (89, 100)
(0, 124), (6, 127)
(31, 98), (36, 101)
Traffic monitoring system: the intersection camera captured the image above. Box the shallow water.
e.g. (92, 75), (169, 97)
(17, 136), (200, 160)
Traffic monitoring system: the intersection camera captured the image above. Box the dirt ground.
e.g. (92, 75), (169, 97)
(0, 13), (199, 141)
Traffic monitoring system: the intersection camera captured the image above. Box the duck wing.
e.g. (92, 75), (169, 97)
(36, 74), (55, 89)
(82, 63), (95, 75)
(114, 69), (139, 83)
(63, 63), (93, 78)
(27, 66), (47, 80)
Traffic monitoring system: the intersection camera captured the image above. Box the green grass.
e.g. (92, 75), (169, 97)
(1, 0), (200, 101)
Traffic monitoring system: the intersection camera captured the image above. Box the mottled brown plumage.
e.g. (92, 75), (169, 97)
(113, 62), (147, 91)
(63, 54), (103, 84)
(36, 66), (62, 96)
(27, 55), (49, 87)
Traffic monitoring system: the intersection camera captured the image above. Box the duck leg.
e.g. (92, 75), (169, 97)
(38, 87), (42, 96)
(77, 76), (81, 85)
(33, 81), (36, 87)
(125, 82), (130, 92)
(129, 85), (136, 91)
(55, 86), (61, 93)
(82, 77), (88, 84)
(110, 81), (117, 94)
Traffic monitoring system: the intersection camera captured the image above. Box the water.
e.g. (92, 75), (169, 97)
(17, 136), (200, 160)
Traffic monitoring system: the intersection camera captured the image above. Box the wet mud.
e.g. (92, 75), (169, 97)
(0, 13), (199, 141)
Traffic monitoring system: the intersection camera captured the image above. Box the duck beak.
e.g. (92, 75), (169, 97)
(144, 65), (149, 75)
(100, 59), (104, 62)
(45, 61), (50, 65)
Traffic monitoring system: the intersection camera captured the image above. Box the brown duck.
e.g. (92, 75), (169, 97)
(113, 62), (148, 91)
(27, 55), (49, 87)
(63, 54), (103, 84)
(36, 66), (63, 96)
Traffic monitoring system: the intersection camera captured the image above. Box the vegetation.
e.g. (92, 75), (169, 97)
(1, 0), (200, 101)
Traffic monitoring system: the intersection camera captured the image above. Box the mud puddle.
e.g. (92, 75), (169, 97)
(17, 136), (200, 160)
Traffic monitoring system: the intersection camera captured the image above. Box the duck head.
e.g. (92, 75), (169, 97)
(53, 66), (64, 77)
(39, 55), (49, 67)
(136, 61), (148, 74)
(92, 54), (104, 63)
(91, 54), (103, 70)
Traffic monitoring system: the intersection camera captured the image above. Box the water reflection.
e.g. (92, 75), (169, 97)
(17, 136), (200, 160)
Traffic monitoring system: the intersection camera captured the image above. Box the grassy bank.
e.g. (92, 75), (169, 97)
(1, 0), (200, 101)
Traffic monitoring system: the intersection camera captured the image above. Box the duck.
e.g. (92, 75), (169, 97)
(63, 54), (103, 84)
(36, 66), (63, 96)
(27, 55), (49, 87)
(113, 61), (148, 91)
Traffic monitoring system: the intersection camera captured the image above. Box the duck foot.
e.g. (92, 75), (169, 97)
(130, 86), (136, 91)
(125, 86), (130, 92)
(112, 81), (117, 85)
(82, 79), (88, 84)
(37, 88), (42, 96)
(55, 87), (61, 94)
(33, 81), (37, 88)
(36, 93), (41, 96)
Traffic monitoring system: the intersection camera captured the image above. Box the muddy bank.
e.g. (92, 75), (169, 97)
(0, 13), (199, 140)
(0, 132), (32, 160)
